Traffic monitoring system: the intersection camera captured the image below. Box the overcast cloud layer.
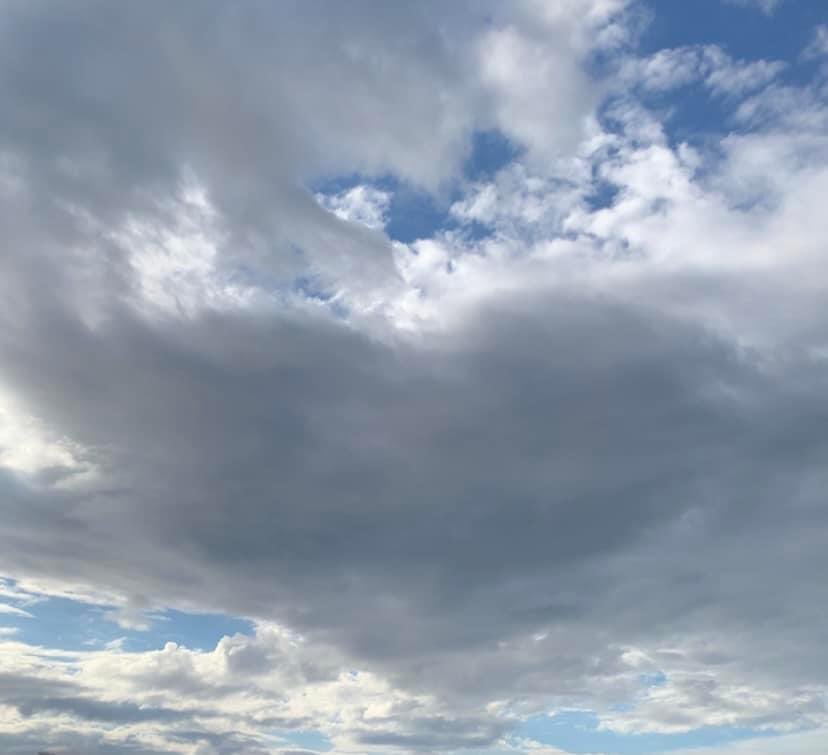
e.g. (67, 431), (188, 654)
(1, 1), (828, 754)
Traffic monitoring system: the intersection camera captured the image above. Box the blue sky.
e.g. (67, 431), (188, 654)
(1, 1), (828, 754)
(313, 0), (827, 251)
(516, 711), (778, 754)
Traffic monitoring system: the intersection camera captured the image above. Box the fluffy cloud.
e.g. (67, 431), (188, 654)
(1, 1), (827, 754)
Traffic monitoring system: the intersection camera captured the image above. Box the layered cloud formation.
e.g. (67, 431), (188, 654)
(1, 1), (827, 753)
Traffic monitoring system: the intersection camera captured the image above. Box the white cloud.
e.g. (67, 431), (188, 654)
(0, 603), (32, 618)
(0, 1), (827, 754)
(0, 624), (514, 755)
(622, 45), (785, 97)
(316, 185), (392, 230)
(0, 387), (90, 481)
(724, 0), (784, 15)
(804, 26), (828, 60)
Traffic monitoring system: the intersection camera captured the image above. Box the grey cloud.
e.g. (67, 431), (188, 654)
(0, 0), (828, 753)
(18, 696), (193, 724)
(0, 0), (486, 296)
(2, 192), (828, 742)
(355, 714), (510, 751)
(0, 669), (307, 754)
(0, 671), (198, 725)
(0, 671), (79, 701)
(0, 735), (174, 755)
(0, 0), (605, 300)
(2, 277), (827, 703)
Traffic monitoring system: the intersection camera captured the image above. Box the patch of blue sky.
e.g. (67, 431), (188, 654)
(293, 274), (336, 303)
(463, 130), (522, 181)
(639, 670), (668, 687)
(639, 82), (739, 144)
(639, 0), (826, 64)
(0, 595), (118, 651)
(516, 710), (779, 755)
(1, 591), (251, 652)
(623, 2), (828, 206)
(598, 76), (756, 160)
(310, 170), (449, 243)
(277, 729), (333, 752)
(594, 1), (827, 159)
(309, 4), (828, 247)
(584, 173), (622, 211)
(141, 608), (252, 651)
(385, 182), (453, 243)
(310, 129), (519, 244)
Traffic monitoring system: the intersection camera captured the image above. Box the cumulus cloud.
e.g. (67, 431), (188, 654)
(0, 0), (827, 753)
(316, 186), (392, 230)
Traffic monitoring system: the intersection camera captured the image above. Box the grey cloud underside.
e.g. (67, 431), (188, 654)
(0, 670), (304, 754)
(5, 732), (257, 755)
(5, 742), (171, 755)
(2, 1), (828, 752)
(2, 274), (828, 698)
(0, 677), (184, 755)
(0, 0), (533, 297)
(354, 714), (510, 751)
(0, 670), (202, 725)
(0, 3), (432, 297)
(0, 0), (596, 290)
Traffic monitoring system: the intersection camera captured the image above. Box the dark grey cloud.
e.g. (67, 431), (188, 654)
(19, 696), (191, 723)
(355, 714), (510, 751)
(0, 671), (196, 724)
(0, 668), (314, 754)
(0, 736), (173, 755)
(2, 273), (827, 703)
(0, 0), (827, 753)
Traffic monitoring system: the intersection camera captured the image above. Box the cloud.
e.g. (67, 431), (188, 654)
(103, 595), (154, 631)
(0, 603), (33, 618)
(723, 0), (784, 15)
(316, 186), (392, 230)
(0, 0), (827, 754)
(0, 626), (513, 754)
(668, 728), (828, 754)
(804, 26), (828, 60)
(621, 45), (785, 98)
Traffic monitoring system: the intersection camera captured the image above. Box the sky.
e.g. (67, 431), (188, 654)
(0, 1), (827, 754)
